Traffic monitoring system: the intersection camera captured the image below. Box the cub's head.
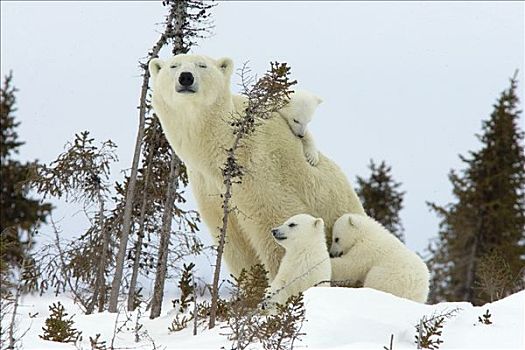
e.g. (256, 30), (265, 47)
(270, 214), (324, 250)
(280, 90), (323, 138)
(329, 214), (366, 258)
(149, 54), (234, 110)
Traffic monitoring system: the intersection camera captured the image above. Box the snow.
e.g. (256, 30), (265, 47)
(11, 288), (524, 349)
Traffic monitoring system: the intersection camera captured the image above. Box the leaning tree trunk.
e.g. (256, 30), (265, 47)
(107, 3), (179, 313)
(149, 154), (182, 319)
(108, 78), (148, 313)
(127, 134), (156, 312)
(148, 0), (187, 320)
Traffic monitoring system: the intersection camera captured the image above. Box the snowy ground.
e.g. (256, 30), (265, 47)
(10, 288), (524, 350)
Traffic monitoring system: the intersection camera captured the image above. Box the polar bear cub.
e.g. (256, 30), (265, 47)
(266, 214), (331, 309)
(278, 90), (323, 166)
(330, 213), (430, 303)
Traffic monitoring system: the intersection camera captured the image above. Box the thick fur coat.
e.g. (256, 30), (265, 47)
(149, 54), (365, 279)
(267, 214), (331, 308)
(330, 213), (430, 303)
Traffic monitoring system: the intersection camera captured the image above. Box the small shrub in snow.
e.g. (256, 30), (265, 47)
(39, 301), (82, 343)
(224, 264), (306, 350)
(169, 263), (199, 332)
(415, 308), (459, 350)
(258, 294), (306, 350)
(230, 264), (269, 310)
(171, 262), (195, 313)
(478, 309), (493, 325)
(89, 333), (107, 350)
(168, 315), (191, 332)
(197, 298), (229, 323)
(224, 264), (269, 349)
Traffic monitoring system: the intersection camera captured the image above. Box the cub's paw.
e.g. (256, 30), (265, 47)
(305, 150), (320, 166)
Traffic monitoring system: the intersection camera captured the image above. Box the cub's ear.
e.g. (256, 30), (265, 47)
(149, 58), (164, 80)
(217, 57), (233, 76)
(316, 96), (323, 105)
(314, 218), (324, 229)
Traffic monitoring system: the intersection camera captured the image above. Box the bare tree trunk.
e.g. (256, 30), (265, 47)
(51, 219), (90, 312)
(149, 154), (182, 319)
(464, 234), (479, 302)
(148, 0), (187, 320)
(108, 74), (148, 313)
(209, 136), (242, 329)
(7, 269), (22, 350)
(192, 275), (198, 336)
(7, 230), (35, 349)
(108, 5), (179, 313)
(88, 194), (108, 314)
(127, 136), (156, 312)
(96, 200), (109, 313)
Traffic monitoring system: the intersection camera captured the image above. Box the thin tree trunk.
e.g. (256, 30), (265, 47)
(149, 154), (182, 319)
(108, 6), (179, 313)
(108, 73), (148, 313)
(96, 200), (109, 313)
(51, 219), (90, 312)
(88, 194), (108, 314)
(209, 135), (242, 329)
(7, 230), (35, 349)
(7, 267), (22, 350)
(127, 134), (156, 312)
(464, 234), (479, 302)
(192, 275), (198, 336)
(148, 0), (186, 320)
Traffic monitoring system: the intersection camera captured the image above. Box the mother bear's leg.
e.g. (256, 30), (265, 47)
(240, 218), (285, 281)
(189, 171), (261, 277)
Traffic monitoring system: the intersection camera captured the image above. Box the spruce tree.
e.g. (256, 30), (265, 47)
(356, 160), (405, 242)
(0, 72), (52, 277)
(40, 301), (82, 343)
(427, 73), (525, 304)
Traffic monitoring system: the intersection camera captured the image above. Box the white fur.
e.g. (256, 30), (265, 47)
(149, 54), (365, 280)
(278, 90), (323, 166)
(267, 214), (331, 309)
(330, 213), (430, 303)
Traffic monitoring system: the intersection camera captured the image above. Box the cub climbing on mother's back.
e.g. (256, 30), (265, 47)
(278, 90), (323, 166)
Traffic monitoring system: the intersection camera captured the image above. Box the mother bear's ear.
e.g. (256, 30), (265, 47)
(149, 58), (164, 80)
(217, 57), (234, 77)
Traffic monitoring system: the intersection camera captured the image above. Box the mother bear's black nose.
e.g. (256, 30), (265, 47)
(178, 72), (194, 86)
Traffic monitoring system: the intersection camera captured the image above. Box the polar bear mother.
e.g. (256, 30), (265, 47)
(149, 54), (365, 279)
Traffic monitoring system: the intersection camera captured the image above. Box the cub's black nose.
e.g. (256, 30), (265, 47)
(271, 229), (279, 236)
(178, 72), (194, 86)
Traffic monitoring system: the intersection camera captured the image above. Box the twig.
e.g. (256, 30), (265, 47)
(383, 334), (394, 350)
(193, 276), (198, 336)
(50, 218), (90, 312)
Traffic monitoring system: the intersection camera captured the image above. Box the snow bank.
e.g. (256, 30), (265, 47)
(12, 288), (524, 349)
(303, 287), (524, 349)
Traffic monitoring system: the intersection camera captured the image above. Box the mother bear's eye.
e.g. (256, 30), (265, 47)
(170, 64), (179, 69)
(288, 223), (297, 228)
(334, 237), (339, 243)
(197, 63), (207, 68)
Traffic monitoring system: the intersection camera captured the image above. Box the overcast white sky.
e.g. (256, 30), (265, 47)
(1, 1), (524, 274)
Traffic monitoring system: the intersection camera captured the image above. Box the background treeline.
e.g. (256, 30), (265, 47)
(0, 2), (523, 337)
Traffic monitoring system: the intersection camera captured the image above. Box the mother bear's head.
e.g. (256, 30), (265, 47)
(149, 54), (234, 110)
